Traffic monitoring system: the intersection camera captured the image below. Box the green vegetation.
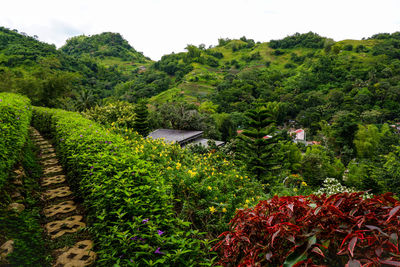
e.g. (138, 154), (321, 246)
(0, 93), (31, 189)
(32, 106), (264, 265)
(2, 27), (400, 266)
(0, 140), (51, 266)
(61, 32), (148, 62)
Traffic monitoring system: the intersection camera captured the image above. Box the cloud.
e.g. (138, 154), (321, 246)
(0, 0), (399, 60)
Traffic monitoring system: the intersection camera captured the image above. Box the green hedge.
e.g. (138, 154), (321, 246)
(31, 107), (210, 266)
(0, 93), (31, 189)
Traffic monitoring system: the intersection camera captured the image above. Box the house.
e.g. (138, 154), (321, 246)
(147, 129), (224, 148)
(290, 129), (306, 144)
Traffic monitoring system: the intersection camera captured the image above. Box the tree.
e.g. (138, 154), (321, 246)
(75, 88), (96, 111)
(237, 105), (280, 187)
(133, 99), (150, 136)
(382, 147), (400, 195)
(331, 111), (359, 155)
(354, 124), (381, 159)
(300, 145), (344, 187)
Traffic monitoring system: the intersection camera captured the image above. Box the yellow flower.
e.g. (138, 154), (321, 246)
(209, 206), (216, 213)
(293, 188), (298, 192)
(222, 207), (227, 213)
(188, 170), (197, 177)
(207, 186), (212, 190)
(301, 181), (308, 187)
(245, 199), (250, 204)
(176, 162), (181, 170)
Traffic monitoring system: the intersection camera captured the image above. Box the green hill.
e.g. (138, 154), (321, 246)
(60, 32), (152, 71)
(0, 27), (131, 108)
(146, 32), (400, 122)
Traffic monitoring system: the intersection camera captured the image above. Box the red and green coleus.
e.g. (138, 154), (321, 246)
(213, 192), (400, 267)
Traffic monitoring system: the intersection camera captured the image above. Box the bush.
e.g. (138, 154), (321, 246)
(343, 44), (353, 51)
(32, 107), (265, 265)
(32, 107), (208, 266)
(269, 32), (326, 49)
(0, 93), (31, 189)
(213, 192), (400, 266)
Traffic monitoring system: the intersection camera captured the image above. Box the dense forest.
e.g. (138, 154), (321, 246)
(1, 27), (400, 266)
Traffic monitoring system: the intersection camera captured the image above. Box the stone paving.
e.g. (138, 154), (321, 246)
(31, 128), (96, 267)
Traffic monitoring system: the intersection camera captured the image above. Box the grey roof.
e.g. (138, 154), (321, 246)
(186, 138), (225, 148)
(147, 129), (203, 144)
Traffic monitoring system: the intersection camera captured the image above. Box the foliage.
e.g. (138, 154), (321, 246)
(153, 53), (193, 76)
(151, 101), (219, 138)
(0, 93), (31, 189)
(114, 70), (171, 102)
(0, 139), (51, 266)
(82, 101), (136, 128)
(382, 147), (400, 195)
(269, 32), (326, 49)
(133, 99), (150, 136)
(236, 104), (281, 186)
(300, 145), (344, 187)
(32, 106), (265, 265)
(61, 32), (148, 62)
(213, 192), (400, 266)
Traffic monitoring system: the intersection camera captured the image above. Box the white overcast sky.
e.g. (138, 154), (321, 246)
(1, 0), (399, 60)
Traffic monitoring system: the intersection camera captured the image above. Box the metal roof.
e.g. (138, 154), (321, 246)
(147, 129), (203, 144)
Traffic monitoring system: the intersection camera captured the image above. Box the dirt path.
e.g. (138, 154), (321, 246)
(31, 128), (96, 267)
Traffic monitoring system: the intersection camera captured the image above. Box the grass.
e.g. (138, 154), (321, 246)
(0, 139), (52, 266)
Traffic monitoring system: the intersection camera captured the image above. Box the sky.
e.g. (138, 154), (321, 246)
(1, 0), (399, 60)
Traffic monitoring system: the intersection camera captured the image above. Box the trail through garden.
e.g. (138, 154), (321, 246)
(31, 128), (96, 267)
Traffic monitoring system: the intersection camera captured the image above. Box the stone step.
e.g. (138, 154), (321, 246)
(42, 158), (59, 166)
(44, 201), (77, 217)
(43, 165), (63, 176)
(44, 186), (73, 200)
(45, 216), (85, 239)
(54, 240), (96, 267)
(42, 175), (66, 187)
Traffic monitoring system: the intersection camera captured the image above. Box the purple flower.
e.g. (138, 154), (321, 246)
(16, 117), (19, 120)
(80, 134), (83, 137)
(130, 259), (133, 263)
(154, 247), (164, 254)
(90, 172), (93, 175)
(142, 218), (149, 224)
(90, 166), (94, 169)
(0, 99), (2, 102)
(157, 230), (164, 236)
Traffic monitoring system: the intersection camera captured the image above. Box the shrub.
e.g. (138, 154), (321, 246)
(82, 101), (136, 128)
(32, 107), (265, 265)
(32, 107), (208, 266)
(343, 44), (353, 51)
(0, 93), (31, 189)
(213, 192), (400, 266)
(269, 32), (326, 49)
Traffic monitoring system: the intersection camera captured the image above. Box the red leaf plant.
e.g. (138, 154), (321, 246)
(213, 192), (400, 267)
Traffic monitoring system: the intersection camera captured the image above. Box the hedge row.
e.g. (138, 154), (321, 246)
(0, 93), (31, 190)
(31, 107), (210, 266)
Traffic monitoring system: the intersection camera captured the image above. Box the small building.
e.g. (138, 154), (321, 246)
(147, 129), (224, 148)
(290, 129), (306, 144)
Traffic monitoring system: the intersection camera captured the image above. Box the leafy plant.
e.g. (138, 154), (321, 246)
(0, 93), (32, 190)
(214, 192), (400, 266)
